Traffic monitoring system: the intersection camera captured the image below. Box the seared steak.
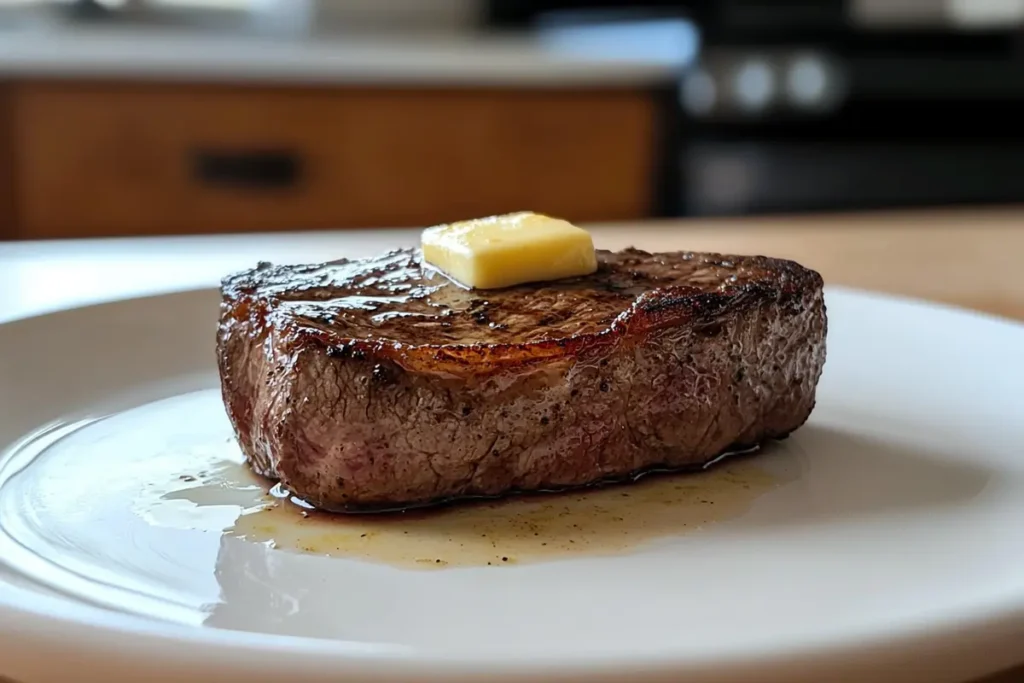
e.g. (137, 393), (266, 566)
(217, 247), (826, 512)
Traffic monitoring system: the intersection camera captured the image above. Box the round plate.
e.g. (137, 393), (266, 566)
(1, 287), (1023, 683)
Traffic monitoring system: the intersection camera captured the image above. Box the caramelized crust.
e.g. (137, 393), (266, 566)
(221, 247), (822, 374)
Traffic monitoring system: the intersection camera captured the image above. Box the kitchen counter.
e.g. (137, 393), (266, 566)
(2, 206), (1023, 324)
(1, 206), (1023, 682)
(0, 26), (682, 86)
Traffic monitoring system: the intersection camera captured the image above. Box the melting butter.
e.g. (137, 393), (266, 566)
(421, 212), (598, 289)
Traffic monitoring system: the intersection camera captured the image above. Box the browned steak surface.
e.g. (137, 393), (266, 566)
(217, 247), (827, 512)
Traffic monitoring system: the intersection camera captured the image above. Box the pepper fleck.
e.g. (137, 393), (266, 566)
(371, 364), (394, 384)
(327, 345), (350, 359)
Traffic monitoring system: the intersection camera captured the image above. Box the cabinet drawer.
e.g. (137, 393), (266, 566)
(12, 83), (656, 239)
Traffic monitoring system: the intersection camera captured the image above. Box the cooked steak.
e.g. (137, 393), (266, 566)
(217, 247), (826, 512)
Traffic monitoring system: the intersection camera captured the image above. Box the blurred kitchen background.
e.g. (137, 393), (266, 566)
(1, 0), (1023, 240)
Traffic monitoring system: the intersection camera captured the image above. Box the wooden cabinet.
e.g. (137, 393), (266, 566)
(0, 87), (13, 239)
(6, 81), (658, 239)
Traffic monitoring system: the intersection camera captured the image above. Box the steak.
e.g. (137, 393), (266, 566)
(217, 247), (827, 512)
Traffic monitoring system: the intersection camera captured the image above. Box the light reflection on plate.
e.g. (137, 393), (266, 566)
(1, 287), (1023, 683)
(0, 390), (792, 582)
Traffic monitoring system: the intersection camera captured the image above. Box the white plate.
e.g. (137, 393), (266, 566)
(0, 286), (1023, 683)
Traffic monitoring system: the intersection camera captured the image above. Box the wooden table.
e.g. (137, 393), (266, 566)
(3, 205), (1023, 324)
(612, 205), (1024, 324)
(0, 206), (1022, 682)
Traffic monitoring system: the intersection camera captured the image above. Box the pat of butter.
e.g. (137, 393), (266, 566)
(421, 212), (598, 289)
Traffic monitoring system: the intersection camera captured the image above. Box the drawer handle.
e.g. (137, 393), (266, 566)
(191, 148), (302, 189)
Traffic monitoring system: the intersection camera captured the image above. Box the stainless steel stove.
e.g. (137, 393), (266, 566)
(490, 0), (1024, 216)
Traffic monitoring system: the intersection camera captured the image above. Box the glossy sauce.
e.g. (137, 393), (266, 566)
(148, 450), (790, 569)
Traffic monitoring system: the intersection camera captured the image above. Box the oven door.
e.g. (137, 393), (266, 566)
(683, 139), (1024, 216)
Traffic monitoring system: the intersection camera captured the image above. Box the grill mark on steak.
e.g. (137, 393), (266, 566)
(224, 248), (772, 348)
(217, 247), (827, 512)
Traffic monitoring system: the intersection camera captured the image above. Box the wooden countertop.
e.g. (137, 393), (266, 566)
(614, 206), (1024, 324)
(3, 205), (1022, 323)
(0, 206), (1022, 682)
